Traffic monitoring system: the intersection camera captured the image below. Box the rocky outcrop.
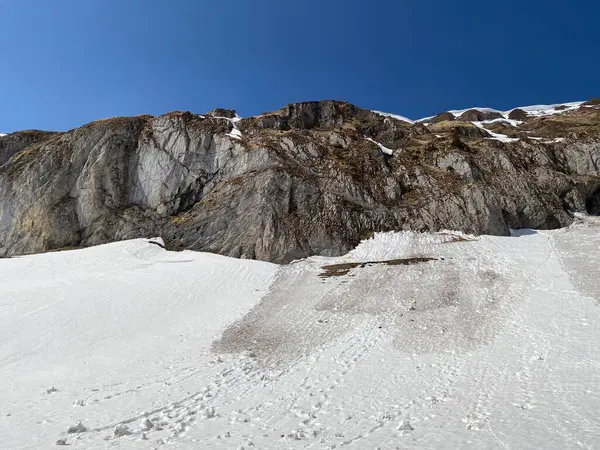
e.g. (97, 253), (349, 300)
(0, 130), (58, 166)
(457, 109), (504, 122)
(206, 108), (237, 119)
(582, 98), (600, 107)
(507, 108), (528, 121)
(429, 121), (491, 138)
(429, 112), (455, 123)
(1, 100), (600, 262)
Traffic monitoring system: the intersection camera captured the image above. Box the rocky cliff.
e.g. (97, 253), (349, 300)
(1, 99), (600, 262)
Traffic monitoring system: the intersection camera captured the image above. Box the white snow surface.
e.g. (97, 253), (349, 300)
(226, 127), (243, 140)
(479, 117), (523, 127)
(207, 112), (243, 140)
(213, 114), (243, 140)
(473, 121), (520, 143)
(2, 220), (600, 449)
(514, 101), (584, 117)
(441, 101), (583, 120)
(364, 137), (395, 155)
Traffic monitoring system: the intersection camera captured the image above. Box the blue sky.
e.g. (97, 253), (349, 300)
(0, 0), (598, 132)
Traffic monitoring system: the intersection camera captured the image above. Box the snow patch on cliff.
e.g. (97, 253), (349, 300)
(473, 121), (520, 143)
(372, 110), (414, 124)
(365, 137), (395, 155)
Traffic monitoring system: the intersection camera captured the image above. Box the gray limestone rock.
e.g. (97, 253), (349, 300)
(1, 99), (600, 262)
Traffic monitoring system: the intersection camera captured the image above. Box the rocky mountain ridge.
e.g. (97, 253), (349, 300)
(1, 98), (599, 262)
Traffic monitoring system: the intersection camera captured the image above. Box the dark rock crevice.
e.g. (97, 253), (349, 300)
(585, 186), (600, 215)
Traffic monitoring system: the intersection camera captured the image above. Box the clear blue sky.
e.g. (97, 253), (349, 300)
(1, 0), (598, 132)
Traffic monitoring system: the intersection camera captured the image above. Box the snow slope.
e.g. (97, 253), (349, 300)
(374, 101), (584, 143)
(221, 114), (244, 140)
(376, 101), (584, 124)
(1, 221), (600, 449)
(0, 239), (277, 449)
(440, 101), (583, 121)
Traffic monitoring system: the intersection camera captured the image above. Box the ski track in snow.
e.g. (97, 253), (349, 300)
(1, 221), (600, 449)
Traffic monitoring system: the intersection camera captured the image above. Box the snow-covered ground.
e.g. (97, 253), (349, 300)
(1, 219), (600, 449)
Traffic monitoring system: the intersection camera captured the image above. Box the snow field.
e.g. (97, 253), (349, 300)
(0, 220), (599, 448)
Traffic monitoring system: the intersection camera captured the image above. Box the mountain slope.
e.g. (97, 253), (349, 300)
(1, 218), (599, 448)
(1, 100), (600, 262)
(0, 238), (277, 448)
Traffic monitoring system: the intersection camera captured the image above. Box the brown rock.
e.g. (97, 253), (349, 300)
(206, 108), (237, 118)
(429, 112), (455, 123)
(429, 121), (491, 139)
(457, 109), (504, 122)
(508, 108), (528, 121)
(582, 98), (600, 107)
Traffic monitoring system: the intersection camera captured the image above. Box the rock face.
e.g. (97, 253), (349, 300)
(1, 100), (600, 262)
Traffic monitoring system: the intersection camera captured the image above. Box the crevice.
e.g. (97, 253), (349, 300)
(585, 186), (600, 215)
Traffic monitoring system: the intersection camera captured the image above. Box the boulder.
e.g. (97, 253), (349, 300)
(457, 109), (504, 122)
(508, 108), (528, 121)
